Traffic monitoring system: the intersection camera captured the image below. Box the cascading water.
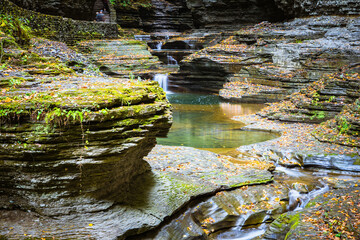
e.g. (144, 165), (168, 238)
(134, 35), (151, 41)
(156, 42), (162, 50)
(288, 184), (329, 211)
(154, 74), (169, 92)
(167, 55), (178, 65)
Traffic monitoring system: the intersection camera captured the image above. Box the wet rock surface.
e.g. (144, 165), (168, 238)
(264, 187), (360, 240)
(141, 182), (289, 239)
(0, 145), (274, 239)
(0, 36), (172, 239)
(235, 114), (360, 171)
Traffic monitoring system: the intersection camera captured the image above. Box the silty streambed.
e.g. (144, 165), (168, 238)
(128, 92), (360, 239)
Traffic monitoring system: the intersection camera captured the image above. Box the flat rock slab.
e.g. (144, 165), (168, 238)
(235, 114), (360, 170)
(146, 145), (273, 188)
(0, 146), (273, 239)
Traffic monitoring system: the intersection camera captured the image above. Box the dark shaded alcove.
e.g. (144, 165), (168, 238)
(9, 0), (98, 21)
(188, 0), (287, 29)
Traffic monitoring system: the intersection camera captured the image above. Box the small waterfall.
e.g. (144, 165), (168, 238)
(156, 42), (163, 50)
(276, 165), (306, 177)
(167, 55), (178, 65)
(288, 184), (329, 211)
(154, 74), (169, 92)
(134, 35), (151, 41)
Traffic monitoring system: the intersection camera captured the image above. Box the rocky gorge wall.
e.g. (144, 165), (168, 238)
(185, 0), (286, 29)
(172, 16), (360, 95)
(9, 0), (97, 20)
(2, 0), (118, 43)
(0, 34), (174, 239)
(274, 0), (360, 17)
(116, 0), (360, 32)
(9, 0), (360, 32)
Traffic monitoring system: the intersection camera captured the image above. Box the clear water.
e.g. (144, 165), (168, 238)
(157, 93), (278, 151)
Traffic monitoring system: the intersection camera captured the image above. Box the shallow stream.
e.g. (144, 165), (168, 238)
(157, 93), (278, 154)
(134, 89), (360, 239)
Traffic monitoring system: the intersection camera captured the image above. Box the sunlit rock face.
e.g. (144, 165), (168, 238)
(274, 0), (360, 17)
(10, 0), (97, 20)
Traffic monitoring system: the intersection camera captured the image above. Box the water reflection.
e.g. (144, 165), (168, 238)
(157, 93), (278, 150)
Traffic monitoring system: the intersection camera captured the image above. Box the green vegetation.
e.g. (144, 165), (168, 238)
(111, 0), (152, 9)
(0, 15), (31, 47)
(0, 79), (166, 125)
(337, 116), (351, 134)
(310, 110), (326, 120)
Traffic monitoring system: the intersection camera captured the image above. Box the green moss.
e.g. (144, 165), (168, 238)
(284, 213), (301, 240)
(230, 176), (273, 188)
(0, 79), (168, 126)
(112, 0), (152, 10)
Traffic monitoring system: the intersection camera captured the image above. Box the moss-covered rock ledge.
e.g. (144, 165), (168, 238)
(1, 0), (118, 43)
(0, 74), (172, 216)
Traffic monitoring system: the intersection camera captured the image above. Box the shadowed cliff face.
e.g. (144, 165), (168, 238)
(185, 0), (286, 29)
(10, 0), (97, 20)
(117, 0), (286, 31)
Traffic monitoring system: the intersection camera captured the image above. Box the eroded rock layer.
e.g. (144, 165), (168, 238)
(274, 0), (360, 17)
(173, 16), (360, 95)
(0, 75), (172, 215)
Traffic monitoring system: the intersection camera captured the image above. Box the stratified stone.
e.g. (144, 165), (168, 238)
(0, 75), (172, 216)
(0, 145), (274, 239)
(274, 0), (360, 17)
(174, 16), (360, 95)
(264, 187), (360, 240)
(2, 0), (118, 43)
(259, 66), (360, 123)
(313, 97), (360, 147)
(78, 39), (164, 77)
(142, 182), (288, 239)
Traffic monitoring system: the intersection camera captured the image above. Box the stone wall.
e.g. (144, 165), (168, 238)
(274, 0), (360, 17)
(2, 0), (118, 43)
(9, 0), (97, 20)
(185, 0), (286, 29)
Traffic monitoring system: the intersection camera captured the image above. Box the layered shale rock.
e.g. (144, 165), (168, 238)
(10, 0), (97, 21)
(185, 0), (286, 29)
(0, 75), (172, 215)
(77, 39), (165, 78)
(274, 0), (360, 17)
(2, 0), (118, 43)
(259, 65), (360, 123)
(147, 182), (289, 239)
(173, 16), (360, 95)
(313, 97), (360, 148)
(264, 187), (360, 240)
(0, 143), (275, 239)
